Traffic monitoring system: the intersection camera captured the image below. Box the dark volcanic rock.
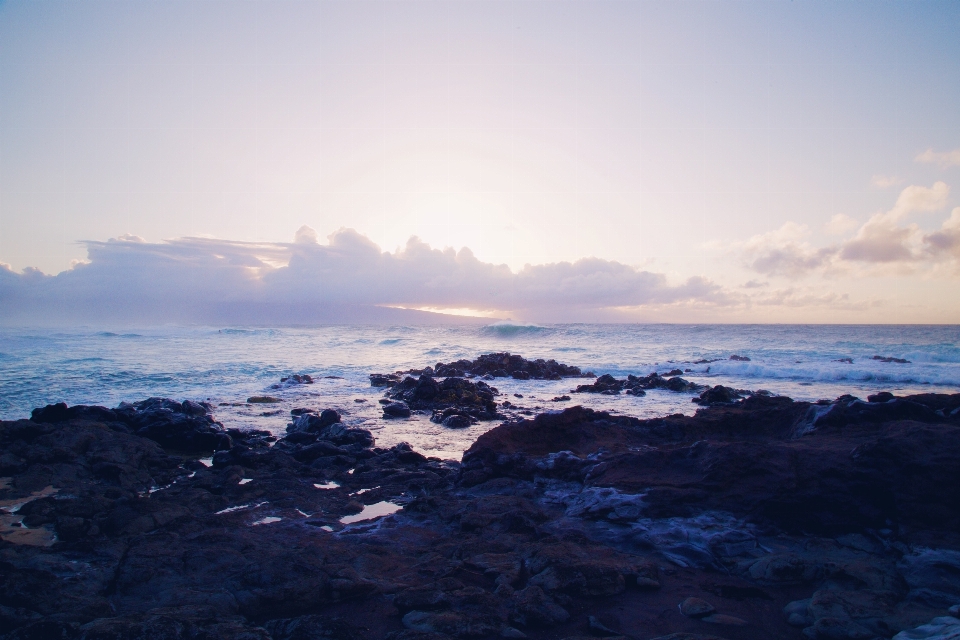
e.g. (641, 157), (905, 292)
(573, 373), (703, 395)
(432, 353), (588, 380)
(692, 385), (744, 405)
(5, 392), (960, 640)
(371, 353), (590, 385)
(386, 375), (500, 421)
(279, 373), (314, 384)
(383, 402), (413, 418)
(287, 409), (342, 433)
(873, 355), (911, 364)
(32, 398), (232, 453)
(461, 397), (960, 536)
(370, 373), (402, 387)
(127, 398), (232, 453)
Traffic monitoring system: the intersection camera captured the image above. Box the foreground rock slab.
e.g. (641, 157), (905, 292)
(0, 391), (958, 639)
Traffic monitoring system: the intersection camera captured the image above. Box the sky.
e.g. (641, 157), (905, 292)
(1, 0), (959, 324)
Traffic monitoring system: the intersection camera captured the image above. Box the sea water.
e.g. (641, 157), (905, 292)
(1, 323), (958, 459)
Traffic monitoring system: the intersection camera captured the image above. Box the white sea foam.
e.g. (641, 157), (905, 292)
(1, 324), (958, 460)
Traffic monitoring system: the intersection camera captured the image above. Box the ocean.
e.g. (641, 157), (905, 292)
(1, 323), (958, 459)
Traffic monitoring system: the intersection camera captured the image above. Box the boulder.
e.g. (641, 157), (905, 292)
(383, 402), (413, 418)
(286, 409), (341, 433)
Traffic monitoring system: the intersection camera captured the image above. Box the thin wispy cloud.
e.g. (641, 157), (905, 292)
(871, 175), (900, 188)
(915, 148), (960, 168)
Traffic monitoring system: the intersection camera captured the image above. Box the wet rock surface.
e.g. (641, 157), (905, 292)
(1, 392), (959, 639)
(371, 353), (591, 386)
(385, 375), (501, 422)
(573, 373), (704, 396)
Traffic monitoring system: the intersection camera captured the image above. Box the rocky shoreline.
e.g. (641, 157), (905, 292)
(2, 385), (960, 639)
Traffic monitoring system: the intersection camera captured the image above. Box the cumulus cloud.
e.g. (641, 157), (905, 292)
(743, 182), (958, 277)
(924, 207), (960, 260)
(888, 181), (950, 218)
(915, 148), (960, 168)
(824, 214), (859, 236)
(839, 182), (949, 263)
(742, 222), (838, 277)
(0, 228), (729, 326)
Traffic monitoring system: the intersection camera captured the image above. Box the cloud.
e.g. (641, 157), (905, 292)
(741, 222), (838, 277)
(838, 215), (917, 263)
(915, 148), (960, 168)
(871, 175), (900, 188)
(824, 214), (859, 236)
(743, 182), (957, 276)
(0, 228), (729, 326)
(839, 182), (949, 263)
(888, 181), (950, 219)
(924, 207), (960, 260)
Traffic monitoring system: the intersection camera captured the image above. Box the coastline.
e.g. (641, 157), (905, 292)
(2, 383), (959, 639)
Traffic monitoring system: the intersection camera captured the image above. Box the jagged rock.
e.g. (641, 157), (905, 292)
(574, 373), (704, 395)
(463, 398), (960, 534)
(386, 376), (499, 420)
(693, 385), (743, 406)
(5, 390), (960, 640)
(432, 353), (587, 379)
(287, 409), (341, 433)
(278, 374), (314, 384)
(441, 414), (472, 429)
(370, 373), (402, 387)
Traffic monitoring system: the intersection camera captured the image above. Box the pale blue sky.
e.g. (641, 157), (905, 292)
(1, 0), (959, 322)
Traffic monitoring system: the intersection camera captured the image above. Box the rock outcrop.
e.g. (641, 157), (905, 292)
(385, 375), (501, 423)
(573, 373), (704, 395)
(371, 353), (592, 386)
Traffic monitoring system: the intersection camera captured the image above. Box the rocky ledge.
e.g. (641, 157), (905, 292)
(1, 392), (959, 640)
(370, 353), (593, 387)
